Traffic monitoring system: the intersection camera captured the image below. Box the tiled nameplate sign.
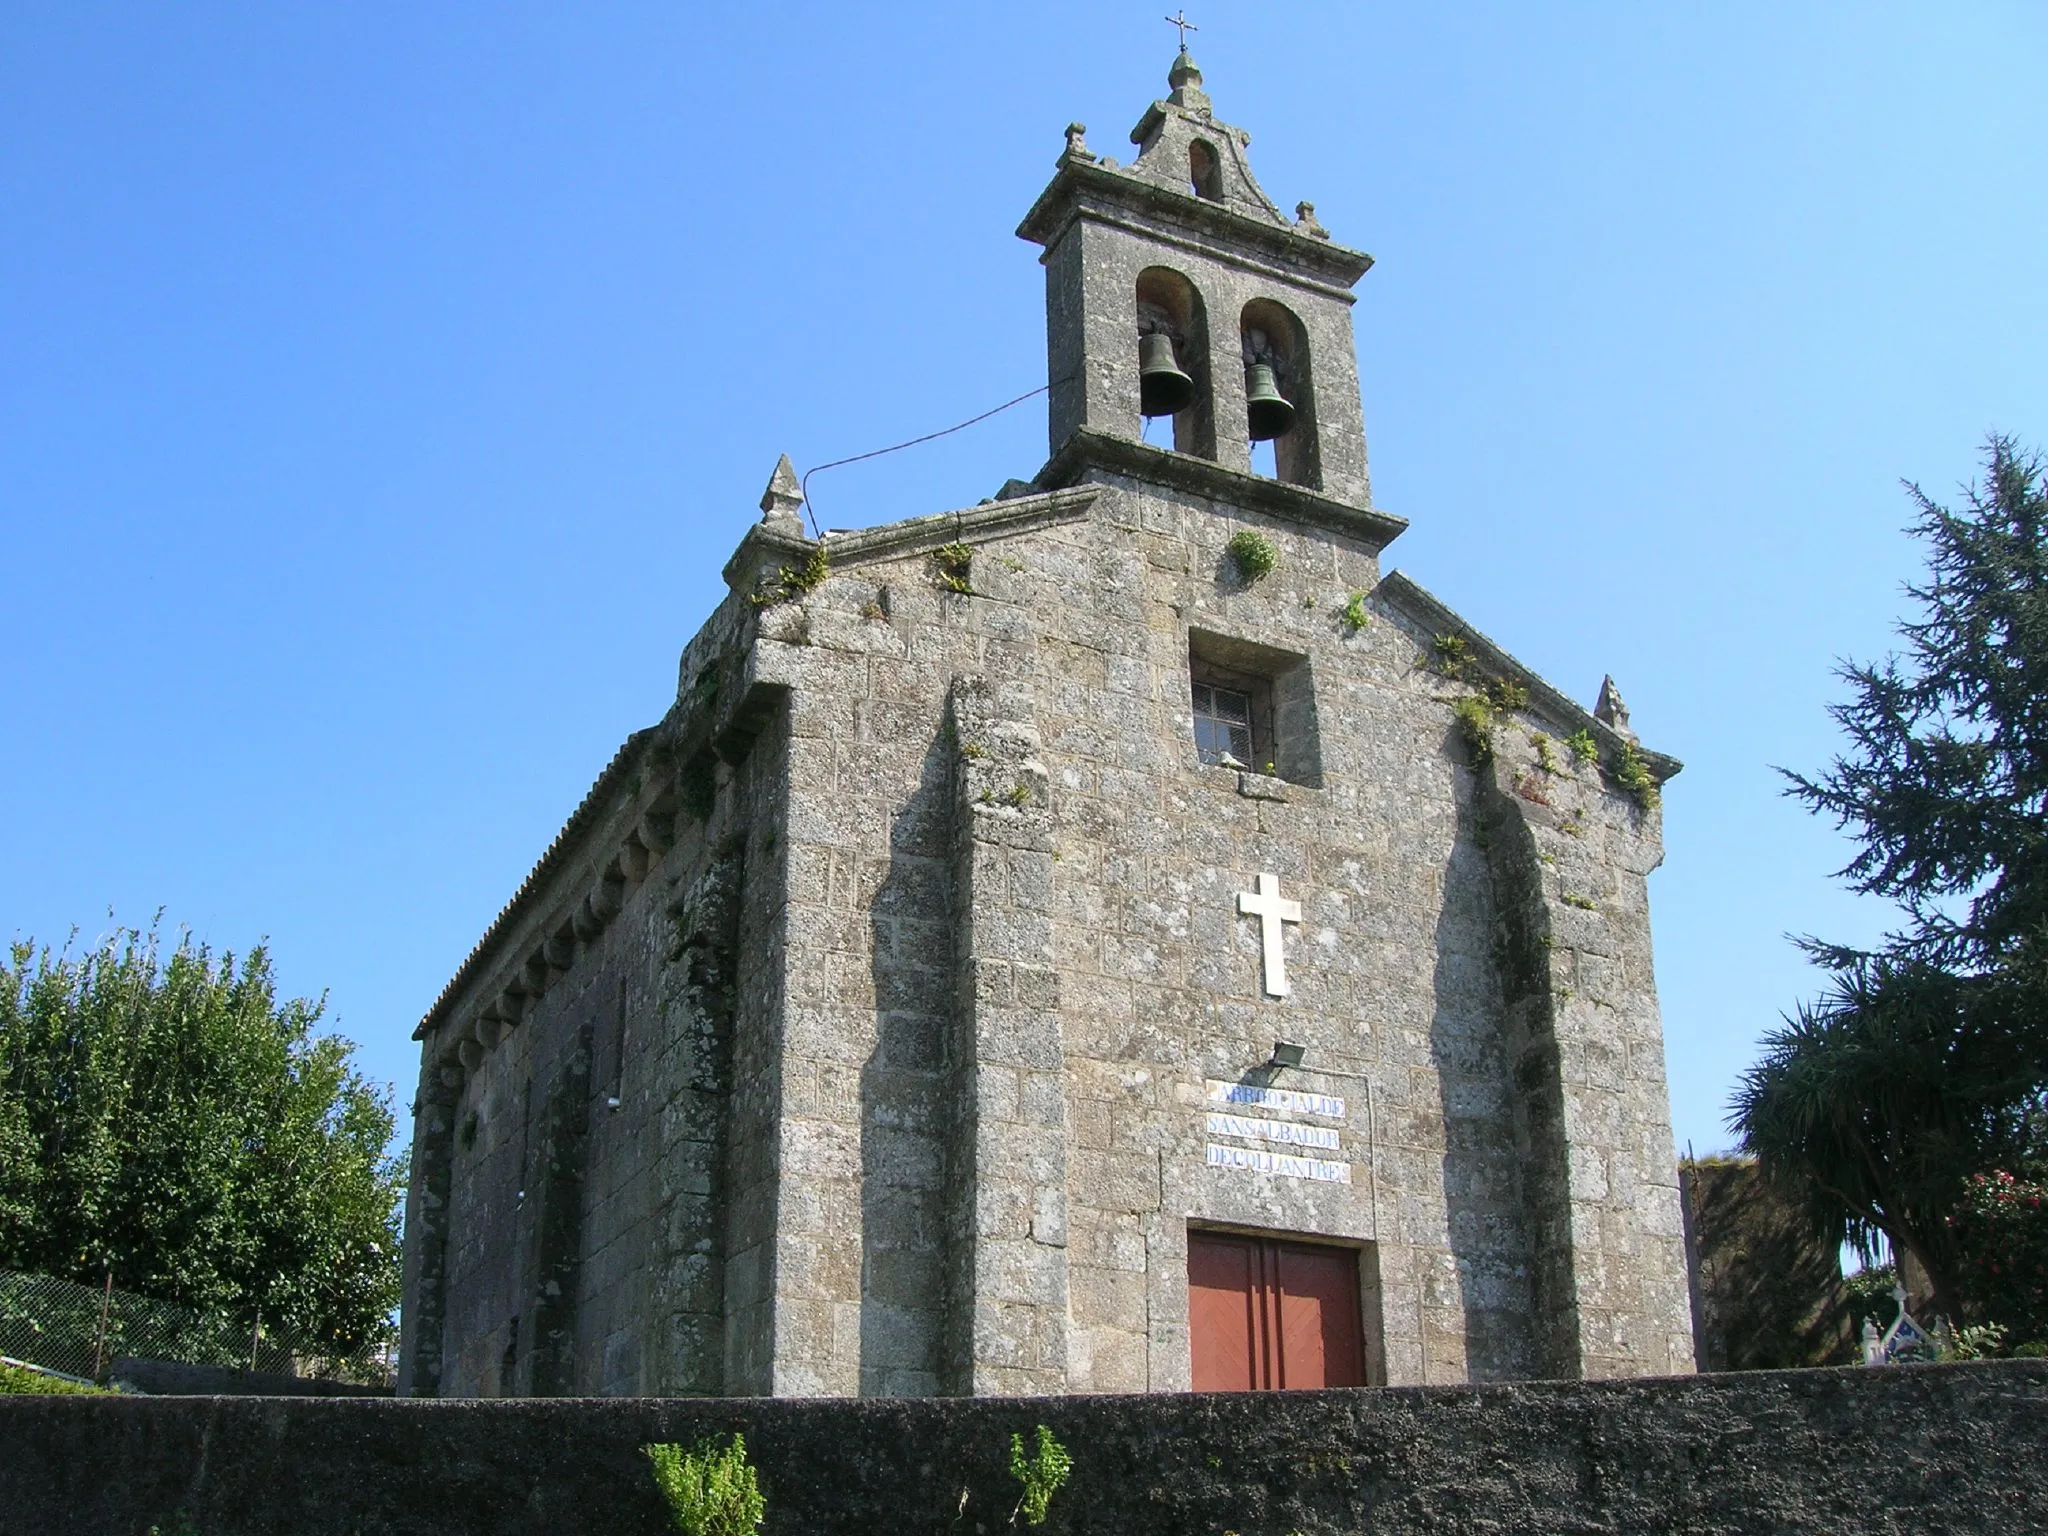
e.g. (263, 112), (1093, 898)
(1203, 1079), (1351, 1183)
(1205, 1080), (1345, 1119)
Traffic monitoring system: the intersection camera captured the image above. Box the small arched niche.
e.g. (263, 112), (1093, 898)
(1136, 266), (1215, 460)
(1188, 140), (1224, 202)
(1239, 298), (1321, 489)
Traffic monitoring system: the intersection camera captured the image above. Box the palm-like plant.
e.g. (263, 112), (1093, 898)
(1731, 958), (2043, 1324)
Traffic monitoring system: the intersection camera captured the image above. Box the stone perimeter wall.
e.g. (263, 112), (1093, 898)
(3, 1362), (2044, 1536)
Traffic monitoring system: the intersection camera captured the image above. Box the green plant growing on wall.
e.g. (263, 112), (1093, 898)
(1487, 677), (1528, 713)
(1008, 1424), (1073, 1527)
(933, 540), (975, 595)
(1565, 728), (1599, 765)
(753, 545), (830, 607)
(1431, 633), (1471, 677)
(1225, 529), (1279, 582)
(1531, 732), (1559, 774)
(1611, 739), (1661, 810)
(1452, 694), (1494, 765)
(1341, 590), (1370, 634)
(644, 1436), (765, 1536)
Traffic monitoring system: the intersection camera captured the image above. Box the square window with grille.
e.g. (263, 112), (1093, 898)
(1192, 681), (1254, 766)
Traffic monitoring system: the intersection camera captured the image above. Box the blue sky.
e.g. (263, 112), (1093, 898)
(3, 3), (2044, 1163)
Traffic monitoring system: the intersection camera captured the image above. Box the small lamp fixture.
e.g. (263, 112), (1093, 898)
(1266, 1041), (1307, 1072)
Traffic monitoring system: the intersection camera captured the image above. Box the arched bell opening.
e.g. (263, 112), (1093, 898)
(1136, 266), (1215, 460)
(1188, 140), (1224, 202)
(1239, 298), (1321, 489)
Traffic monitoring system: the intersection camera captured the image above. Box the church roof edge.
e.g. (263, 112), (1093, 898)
(822, 484), (1098, 564)
(412, 721), (667, 1040)
(719, 484), (1100, 592)
(1376, 570), (1682, 780)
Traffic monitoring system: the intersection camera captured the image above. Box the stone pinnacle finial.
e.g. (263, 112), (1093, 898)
(1168, 49), (1209, 111)
(759, 453), (804, 532)
(1595, 675), (1636, 742)
(1062, 122), (1097, 164)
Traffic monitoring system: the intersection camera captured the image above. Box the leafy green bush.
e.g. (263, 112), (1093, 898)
(1225, 529), (1278, 582)
(0, 925), (402, 1357)
(1952, 1168), (2048, 1342)
(645, 1435), (765, 1536)
(1008, 1423), (1073, 1527)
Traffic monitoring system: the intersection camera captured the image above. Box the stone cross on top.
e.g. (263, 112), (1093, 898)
(1237, 873), (1302, 998)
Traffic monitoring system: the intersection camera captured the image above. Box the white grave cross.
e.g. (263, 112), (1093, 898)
(1237, 872), (1303, 997)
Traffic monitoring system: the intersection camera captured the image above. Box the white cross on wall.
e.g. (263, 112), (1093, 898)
(1237, 872), (1303, 997)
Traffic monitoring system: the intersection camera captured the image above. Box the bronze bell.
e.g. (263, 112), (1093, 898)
(1138, 331), (1196, 418)
(1245, 362), (1295, 441)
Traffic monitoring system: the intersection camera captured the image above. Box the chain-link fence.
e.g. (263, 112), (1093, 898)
(0, 1269), (394, 1386)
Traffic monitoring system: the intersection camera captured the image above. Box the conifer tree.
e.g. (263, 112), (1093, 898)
(1735, 438), (2048, 1326)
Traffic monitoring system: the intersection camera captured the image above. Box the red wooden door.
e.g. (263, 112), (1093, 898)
(1188, 1231), (1261, 1391)
(1188, 1231), (1365, 1390)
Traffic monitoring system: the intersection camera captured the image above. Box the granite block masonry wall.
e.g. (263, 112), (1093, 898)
(1473, 719), (1695, 1380)
(5, 1363), (2046, 1536)
(716, 470), (1691, 1395)
(948, 674), (1070, 1394)
(401, 595), (787, 1400)
(406, 465), (1696, 1399)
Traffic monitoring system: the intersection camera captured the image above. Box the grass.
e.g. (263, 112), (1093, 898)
(0, 1362), (105, 1395)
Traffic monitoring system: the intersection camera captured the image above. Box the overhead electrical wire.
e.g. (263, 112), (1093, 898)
(796, 372), (1079, 539)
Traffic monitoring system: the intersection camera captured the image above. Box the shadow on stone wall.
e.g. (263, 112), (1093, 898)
(859, 727), (957, 1396)
(1428, 739), (1543, 1382)
(1681, 1155), (1849, 1371)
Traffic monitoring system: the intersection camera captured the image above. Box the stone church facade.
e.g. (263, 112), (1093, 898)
(398, 52), (1695, 1399)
